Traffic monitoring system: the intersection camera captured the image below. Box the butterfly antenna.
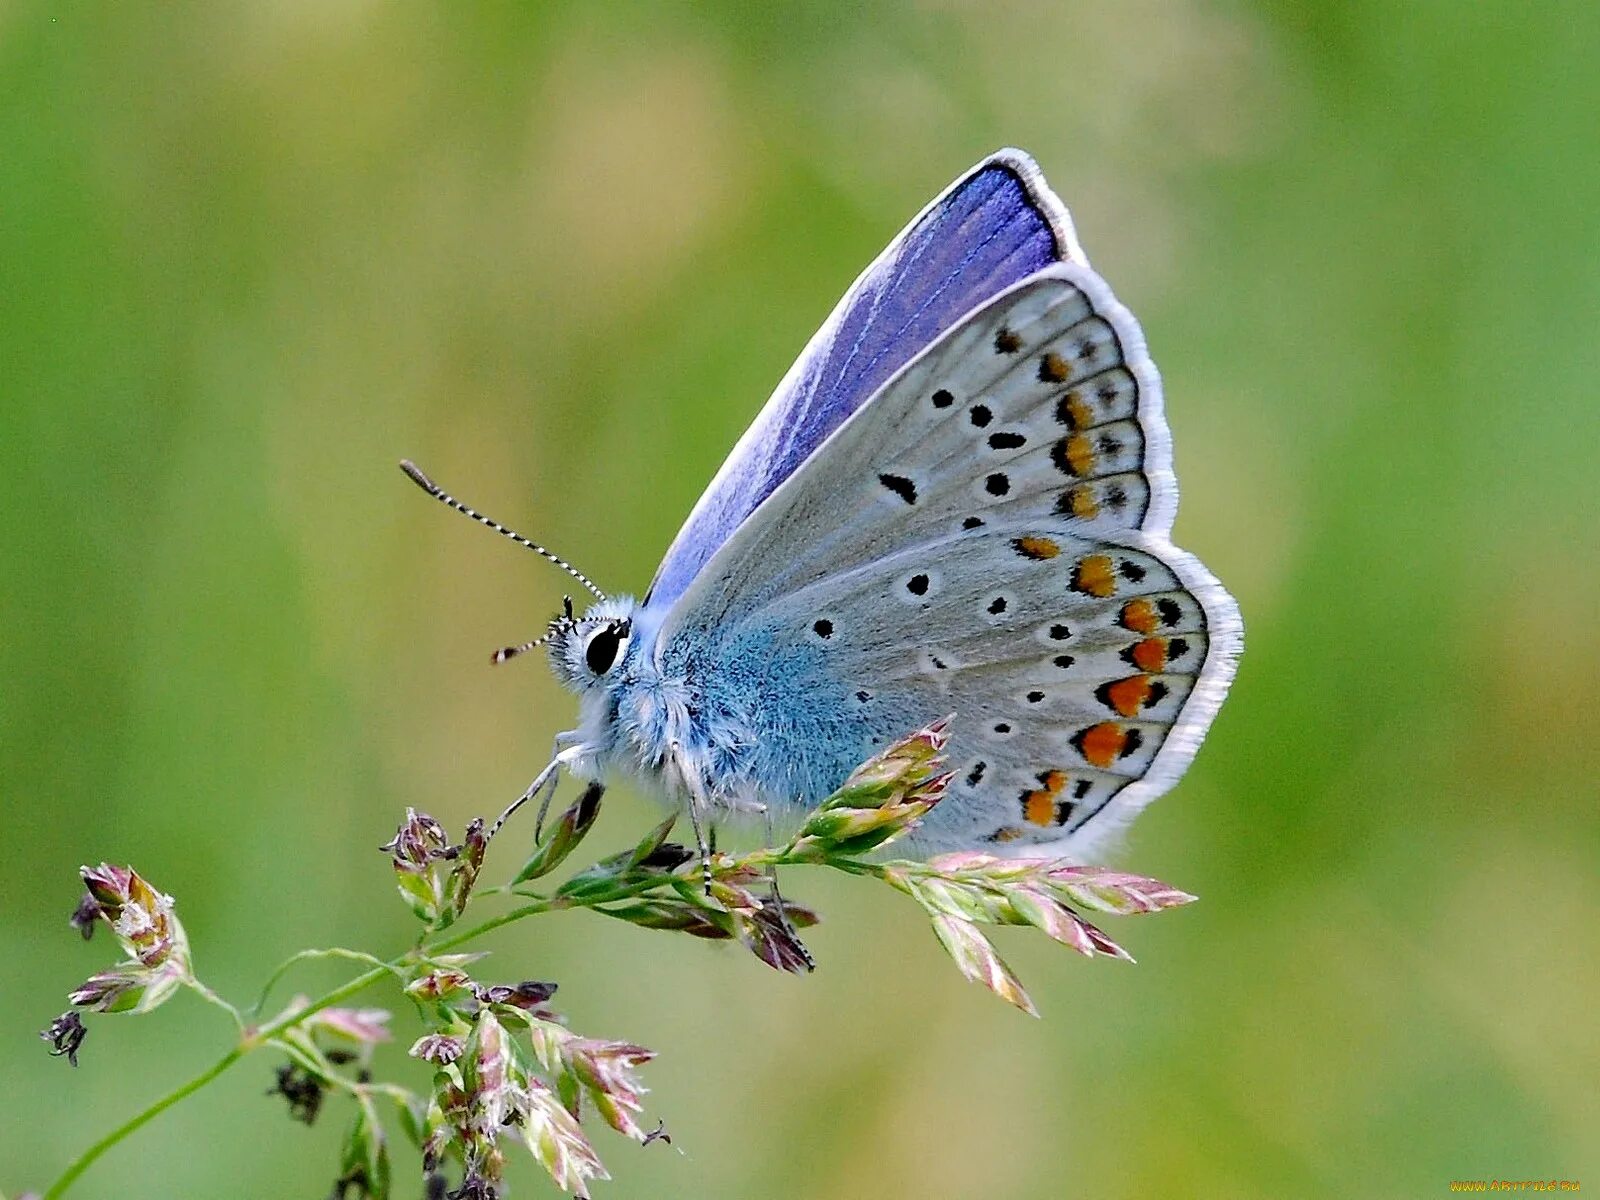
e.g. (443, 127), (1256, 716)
(489, 633), (553, 666)
(399, 460), (607, 603)
(487, 597), (580, 667)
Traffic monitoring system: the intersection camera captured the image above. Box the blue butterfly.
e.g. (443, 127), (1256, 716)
(405, 149), (1242, 862)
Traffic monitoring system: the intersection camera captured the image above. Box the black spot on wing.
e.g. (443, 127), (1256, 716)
(878, 473), (917, 505)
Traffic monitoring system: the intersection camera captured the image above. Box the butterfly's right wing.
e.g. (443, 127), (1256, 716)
(657, 267), (1241, 857)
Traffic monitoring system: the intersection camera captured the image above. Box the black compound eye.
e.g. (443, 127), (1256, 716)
(583, 621), (630, 675)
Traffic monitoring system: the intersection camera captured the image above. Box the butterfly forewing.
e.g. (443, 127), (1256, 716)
(645, 151), (1083, 611)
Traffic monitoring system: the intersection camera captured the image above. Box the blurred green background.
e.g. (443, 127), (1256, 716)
(4, 2), (1597, 1197)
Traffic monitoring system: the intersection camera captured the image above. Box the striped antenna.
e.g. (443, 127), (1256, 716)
(399, 460), (607, 602)
(488, 596), (578, 667)
(489, 631), (558, 666)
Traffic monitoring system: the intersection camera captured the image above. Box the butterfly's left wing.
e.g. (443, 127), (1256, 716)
(645, 150), (1083, 612)
(656, 266), (1241, 858)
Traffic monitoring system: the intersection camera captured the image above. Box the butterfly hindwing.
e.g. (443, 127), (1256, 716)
(658, 264), (1240, 855)
(741, 520), (1222, 854)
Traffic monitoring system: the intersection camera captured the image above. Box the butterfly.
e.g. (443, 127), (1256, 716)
(404, 148), (1242, 862)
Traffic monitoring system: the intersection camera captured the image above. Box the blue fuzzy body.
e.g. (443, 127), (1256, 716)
(558, 598), (899, 826)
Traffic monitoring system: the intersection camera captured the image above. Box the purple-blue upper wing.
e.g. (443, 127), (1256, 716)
(644, 149), (1083, 611)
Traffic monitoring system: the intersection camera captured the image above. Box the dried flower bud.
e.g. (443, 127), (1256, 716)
(67, 963), (184, 1014)
(382, 810), (501, 928)
(475, 980), (558, 1012)
(565, 1039), (656, 1141)
(1040, 864), (1198, 915)
(408, 968), (474, 1003)
(69, 892), (100, 940)
(40, 1011), (87, 1066)
(64, 870), (191, 1016)
(411, 1033), (467, 1065)
(513, 783), (604, 884)
(448, 1172), (499, 1200)
(303, 1004), (394, 1064)
(903, 852), (1192, 978)
(419, 1016), (521, 1196)
(516, 1077), (608, 1198)
(735, 905), (816, 975)
(269, 1062), (326, 1125)
(445, 817), (489, 920)
(930, 913), (1038, 1016)
(420, 1089), (454, 1175)
(381, 809), (452, 869)
(79, 863), (188, 972)
(636, 842), (695, 871)
(828, 719), (949, 805)
(789, 723), (951, 857)
(596, 898), (734, 939)
(624, 812), (682, 871)
(552, 810), (685, 903)
(1004, 886), (1131, 960)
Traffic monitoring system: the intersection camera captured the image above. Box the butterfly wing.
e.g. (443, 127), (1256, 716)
(656, 266), (1241, 857)
(644, 149), (1085, 612)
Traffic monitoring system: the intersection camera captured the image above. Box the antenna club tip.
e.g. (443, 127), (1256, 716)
(491, 647), (515, 665)
(398, 459), (434, 490)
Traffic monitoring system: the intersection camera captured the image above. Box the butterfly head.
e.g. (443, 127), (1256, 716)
(545, 595), (641, 693)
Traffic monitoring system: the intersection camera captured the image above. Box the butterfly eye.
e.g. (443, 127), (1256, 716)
(583, 621), (631, 675)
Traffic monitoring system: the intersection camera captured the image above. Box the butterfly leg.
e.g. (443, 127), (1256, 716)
(684, 790), (713, 896)
(492, 739), (585, 843)
(762, 807), (816, 972)
(668, 740), (716, 895)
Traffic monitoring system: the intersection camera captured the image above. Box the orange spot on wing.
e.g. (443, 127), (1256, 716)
(1040, 352), (1071, 382)
(1130, 638), (1168, 672)
(1065, 433), (1096, 475)
(1103, 676), (1153, 717)
(1072, 554), (1116, 597)
(1076, 722), (1127, 769)
(1057, 392), (1094, 430)
(1021, 770), (1071, 826)
(1119, 599), (1158, 634)
(1066, 486), (1099, 519)
(1023, 791), (1056, 826)
(1013, 535), (1061, 560)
